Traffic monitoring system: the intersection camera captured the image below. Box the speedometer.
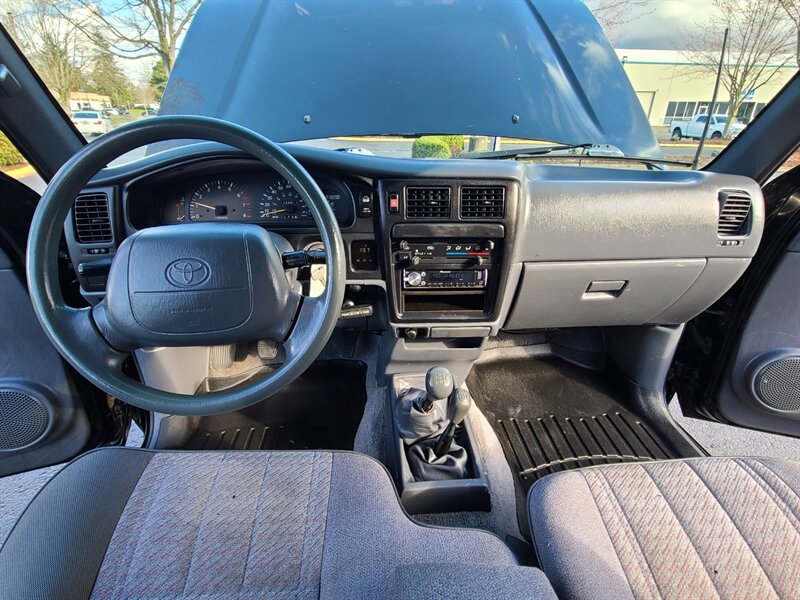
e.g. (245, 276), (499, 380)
(190, 180), (251, 221)
(257, 178), (352, 225)
(259, 182), (303, 220)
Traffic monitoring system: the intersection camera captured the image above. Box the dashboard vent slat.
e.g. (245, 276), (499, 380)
(73, 193), (112, 244)
(718, 191), (752, 237)
(406, 187), (451, 219)
(460, 186), (505, 219)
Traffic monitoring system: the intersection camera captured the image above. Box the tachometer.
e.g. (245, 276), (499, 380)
(259, 181), (303, 221)
(190, 180), (251, 221)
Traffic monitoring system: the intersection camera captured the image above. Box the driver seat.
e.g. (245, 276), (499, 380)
(0, 448), (556, 600)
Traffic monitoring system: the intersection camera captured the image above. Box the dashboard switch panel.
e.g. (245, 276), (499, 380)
(351, 240), (378, 271)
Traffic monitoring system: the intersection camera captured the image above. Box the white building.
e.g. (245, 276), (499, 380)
(616, 49), (796, 126)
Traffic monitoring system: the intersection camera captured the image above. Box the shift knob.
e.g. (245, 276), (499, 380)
(425, 367), (454, 402)
(448, 388), (472, 425)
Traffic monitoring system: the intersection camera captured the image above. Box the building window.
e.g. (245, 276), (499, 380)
(663, 101), (697, 125)
(664, 98), (755, 125)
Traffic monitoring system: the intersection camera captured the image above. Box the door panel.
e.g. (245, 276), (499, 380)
(0, 173), (114, 475)
(672, 166), (800, 438)
(716, 233), (800, 436)
(0, 249), (93, 475)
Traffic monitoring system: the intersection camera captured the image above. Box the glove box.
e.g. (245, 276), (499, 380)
(506, 259), (707, 328)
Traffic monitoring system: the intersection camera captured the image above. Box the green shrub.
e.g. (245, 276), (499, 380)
(440, 135), (465, 155)
(411, 136), (451, 159)
(0, 133), (24, 168)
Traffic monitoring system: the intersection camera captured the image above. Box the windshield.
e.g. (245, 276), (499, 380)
(1, 0), (798, 175)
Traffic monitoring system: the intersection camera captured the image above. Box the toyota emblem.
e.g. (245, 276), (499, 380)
(165, 258), (211, 287)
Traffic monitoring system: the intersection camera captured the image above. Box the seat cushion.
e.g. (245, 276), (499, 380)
(387, 564), (557, 599)
(0, 448), (553, 600)
(528, 457), (800, 600)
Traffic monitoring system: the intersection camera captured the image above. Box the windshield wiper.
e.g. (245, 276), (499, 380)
(462, 143), (692, 168)
(461, 142), (595, 159)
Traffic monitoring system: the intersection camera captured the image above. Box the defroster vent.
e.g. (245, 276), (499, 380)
(718, 191), (752, 237)
(406, 187), (451, 218)
(73, 193), (112, 244)
(460, 186), (505, 219)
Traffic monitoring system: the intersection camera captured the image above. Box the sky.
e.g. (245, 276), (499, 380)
(612, 0), (714, 49)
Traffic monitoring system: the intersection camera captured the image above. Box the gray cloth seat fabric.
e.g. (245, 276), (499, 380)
(528, 457), (800, 600)
(0, 448), (555, 600)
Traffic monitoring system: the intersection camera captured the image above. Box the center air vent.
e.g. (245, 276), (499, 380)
(73, 193), (112, 244)
(406, 187), (451, 218)
(718, 191), (752, 237)
(460, 186), (505, 219)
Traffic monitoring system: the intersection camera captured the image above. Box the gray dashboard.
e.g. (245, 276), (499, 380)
(65, 142), (765, 336)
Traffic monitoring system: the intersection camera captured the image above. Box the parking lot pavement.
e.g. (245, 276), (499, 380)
(669, 399), (800, 460)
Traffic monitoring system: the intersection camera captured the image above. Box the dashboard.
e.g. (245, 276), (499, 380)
(66, 142), (765, 340)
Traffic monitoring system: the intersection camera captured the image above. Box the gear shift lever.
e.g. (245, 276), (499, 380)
(434, 388), (472, 457)
(415, 366), (454, 414)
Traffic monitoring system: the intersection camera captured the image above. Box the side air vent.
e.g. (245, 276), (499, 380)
(406, 187), (451, 219)
(73, 193), (112, 244)
(460, 186), (505, 219)
(717, 191), (752, 237)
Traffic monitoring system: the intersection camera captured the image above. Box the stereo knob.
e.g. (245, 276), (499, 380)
(406, 271), (423, 287)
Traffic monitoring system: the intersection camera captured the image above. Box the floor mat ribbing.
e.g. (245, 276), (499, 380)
(497, 411), (672, 484)
(184, 360), (367, 451)
(191, 423), (326, 451)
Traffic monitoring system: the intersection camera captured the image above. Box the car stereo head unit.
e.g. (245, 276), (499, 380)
(403, 268), (488, 289)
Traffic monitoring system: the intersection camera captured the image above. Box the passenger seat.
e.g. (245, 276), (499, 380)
(528, 457), (800, 600)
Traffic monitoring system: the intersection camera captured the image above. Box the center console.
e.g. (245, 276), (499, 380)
(389, 366), (490, 514)
(377, 179), (519, 338)
(392, 228), (503, 318)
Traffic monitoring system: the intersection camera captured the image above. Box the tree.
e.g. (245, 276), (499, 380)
(584, 0), (650, 43)
(149, 59), (167, 102)
(687, 0), (794, 134)
(64, 0), (201, 75)
(778, 0), (800, 66)
(135, 70), (156, 108)
(90, 39), (135, 107)
(2, 0), (92, 110)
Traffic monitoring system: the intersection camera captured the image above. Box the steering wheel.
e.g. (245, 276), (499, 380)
(26, 116), (346, 415)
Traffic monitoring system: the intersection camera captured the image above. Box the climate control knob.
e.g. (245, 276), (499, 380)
(405, 271), (423, 287)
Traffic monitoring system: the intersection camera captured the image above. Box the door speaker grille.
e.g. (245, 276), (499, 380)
(0, 390), (49, 449)
(754, 357), (800, 412)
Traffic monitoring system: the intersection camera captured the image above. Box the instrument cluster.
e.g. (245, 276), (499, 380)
(130, 170), (356, 228)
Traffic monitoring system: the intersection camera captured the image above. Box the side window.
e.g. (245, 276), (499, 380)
(697, 115), (707, 124)
(774, 147), (800, 178)
(0, 131), (42, 193)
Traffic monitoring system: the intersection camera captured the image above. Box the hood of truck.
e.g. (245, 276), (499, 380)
(161, 0), (661, 158)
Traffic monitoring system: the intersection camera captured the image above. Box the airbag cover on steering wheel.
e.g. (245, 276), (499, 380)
(95, 223), (299, 351)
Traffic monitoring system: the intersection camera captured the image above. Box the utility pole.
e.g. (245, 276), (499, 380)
(692, 28), (729, 170)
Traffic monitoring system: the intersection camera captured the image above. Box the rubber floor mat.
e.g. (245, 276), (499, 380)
(191, 423), (328, 451)
(184, 360), (367, 451)
(497, 412), (672, 484)
(467, 356), (680, 491)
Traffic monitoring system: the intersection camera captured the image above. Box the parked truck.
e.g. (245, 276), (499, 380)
(670, 113), (746, 140)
